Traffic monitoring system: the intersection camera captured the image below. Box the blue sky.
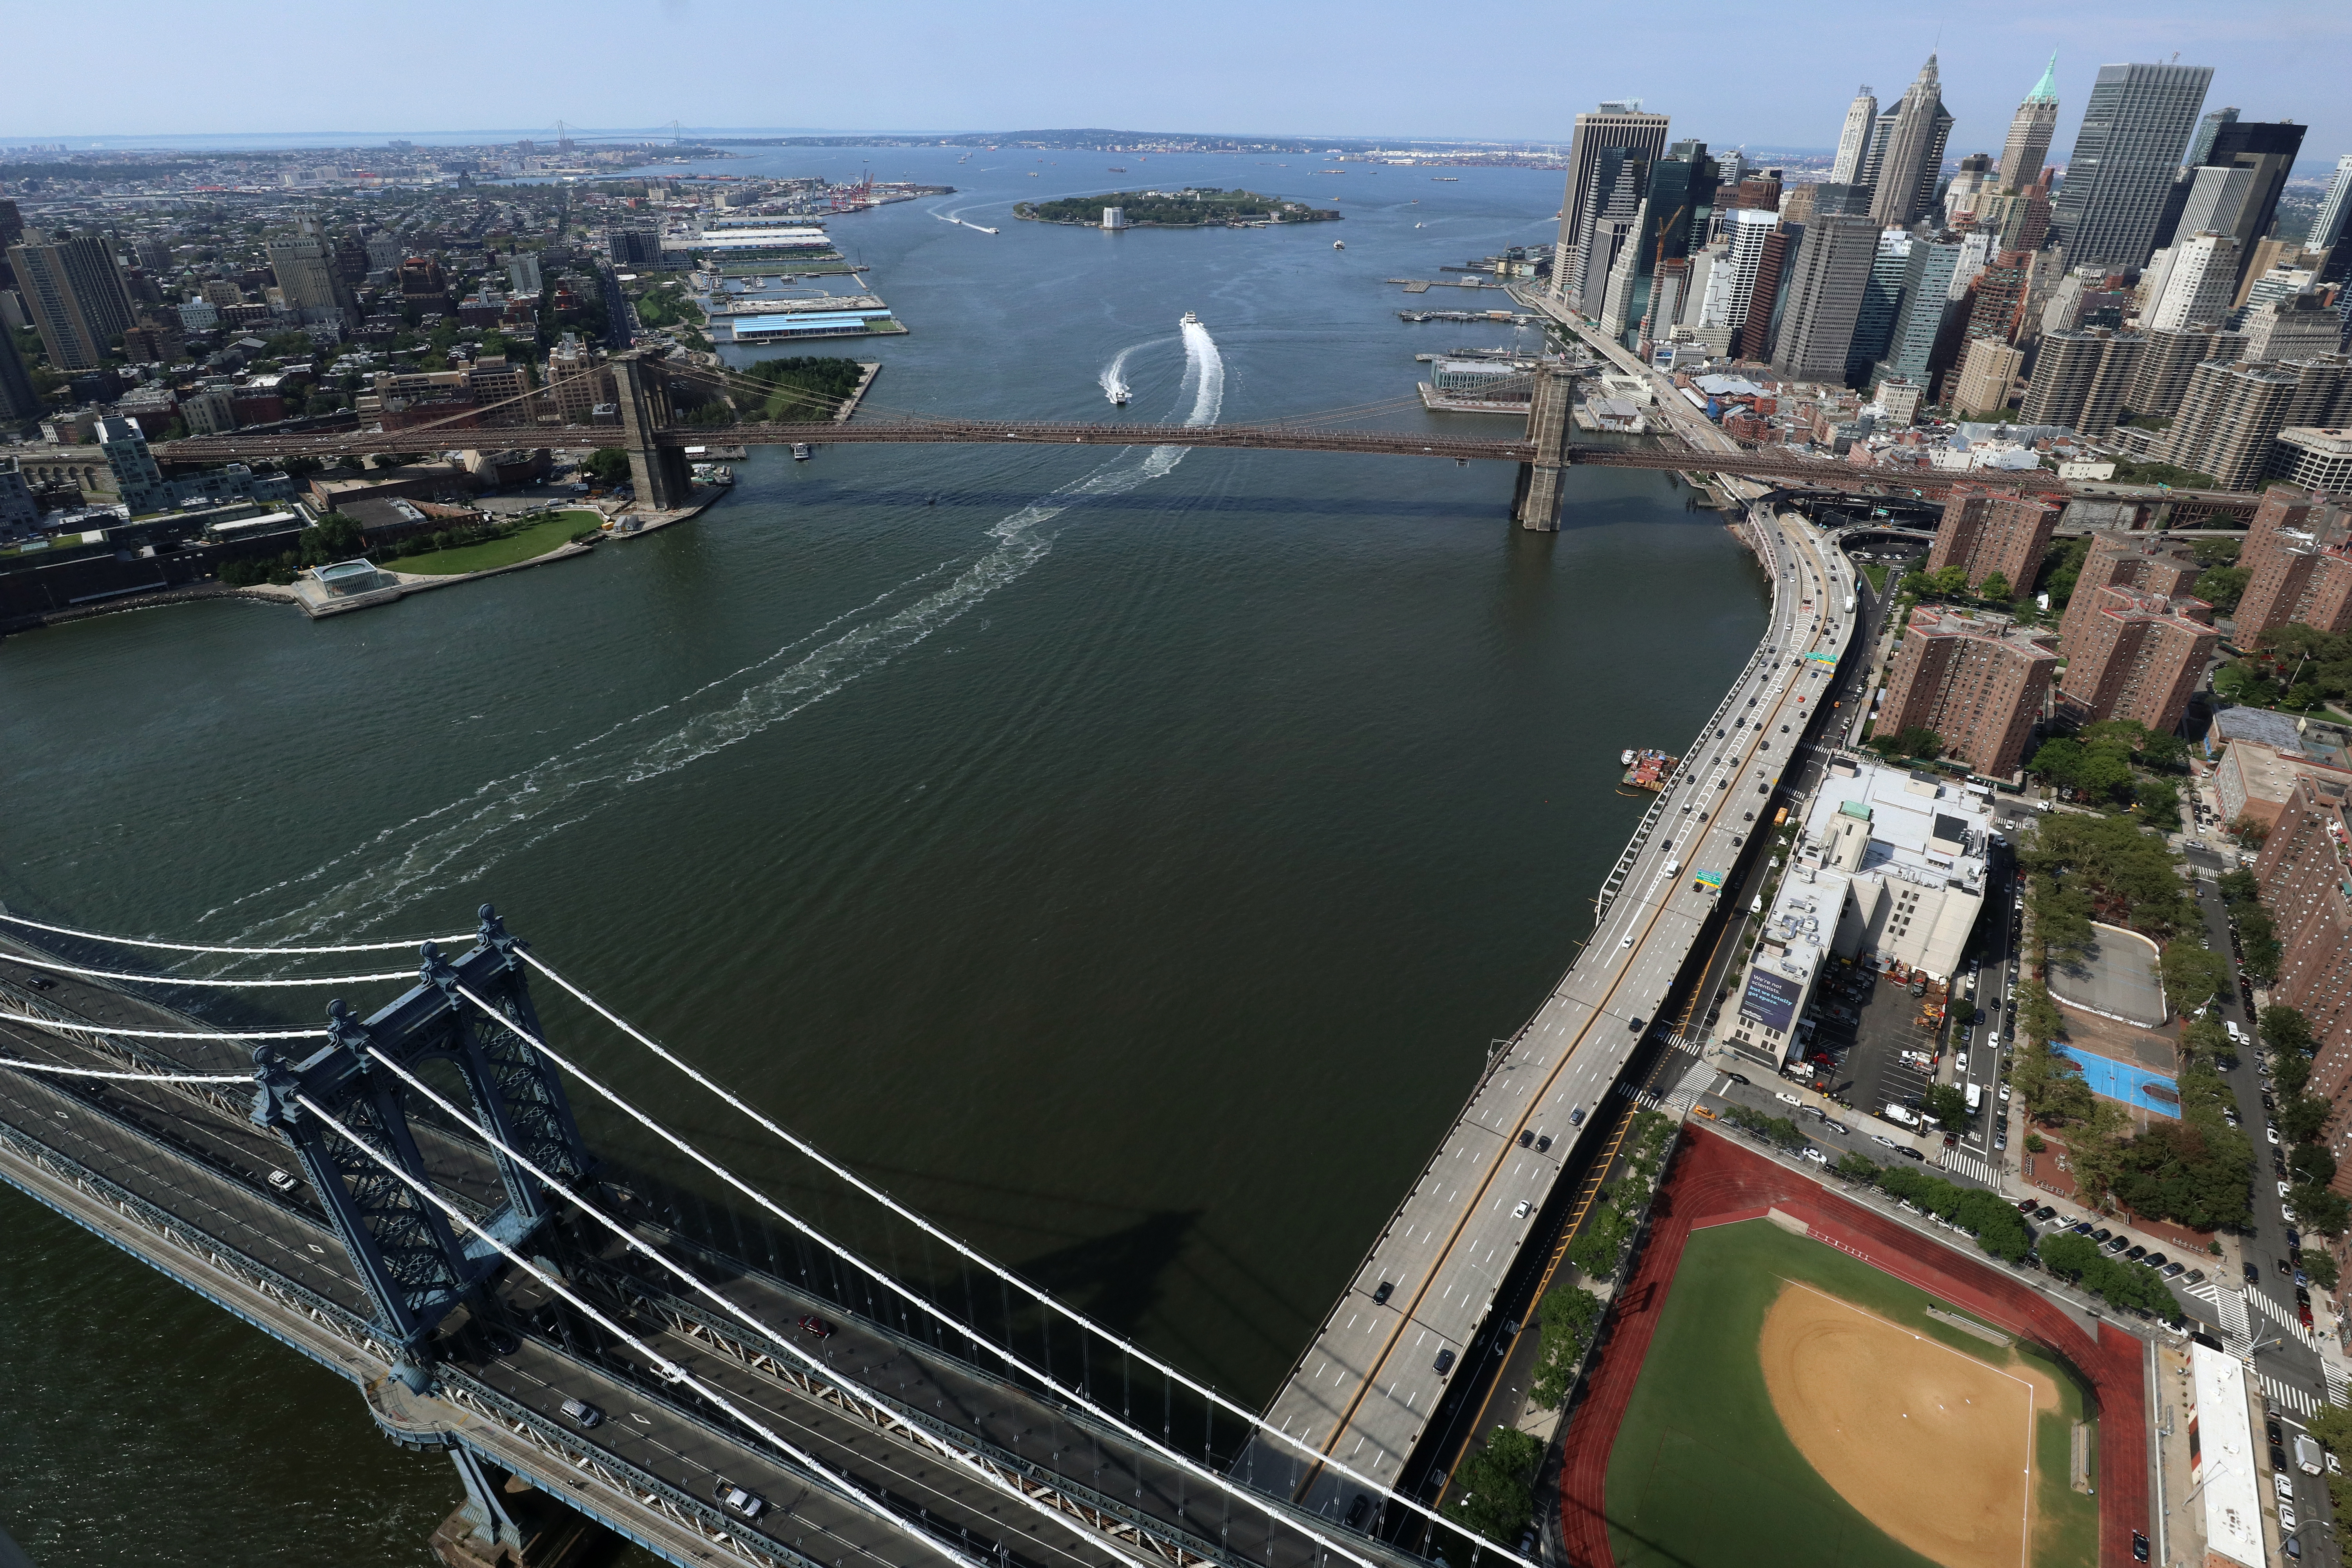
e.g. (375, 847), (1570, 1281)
(8, 0), (2346, 174)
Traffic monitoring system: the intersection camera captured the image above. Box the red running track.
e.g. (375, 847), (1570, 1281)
(1555, 1125), (2147, 1567)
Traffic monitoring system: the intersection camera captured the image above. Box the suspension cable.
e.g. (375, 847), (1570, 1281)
(0, 1007), (327, 1041)
(0, 1054), (257, 1082)
(461, 982), (1405, 1568)
(518, 949), (1503, 1557)
(358, 1044), (1160, 1568)
(0, 911), (472, 955)
(295, 1091), (989, 1568)
(4, 952), (418, 987)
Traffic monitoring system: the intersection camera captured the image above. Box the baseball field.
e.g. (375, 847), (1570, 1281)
(1602, 1218), (2100, 1568)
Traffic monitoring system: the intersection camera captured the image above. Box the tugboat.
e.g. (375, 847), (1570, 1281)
(791, 443), (812, 461)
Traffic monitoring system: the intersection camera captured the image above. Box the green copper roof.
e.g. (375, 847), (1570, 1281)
(2027, 52), (2058, 103)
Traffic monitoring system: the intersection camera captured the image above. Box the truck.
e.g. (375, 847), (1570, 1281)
(2296, 1434), (2325, 1475)
(1965, 1082), (1983, 1114)
(1883, 1102), (1921, 1128)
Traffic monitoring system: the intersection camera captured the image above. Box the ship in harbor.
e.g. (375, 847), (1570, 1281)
(1179, 310), (1201, 327)
(1620, 748), (1680, 792)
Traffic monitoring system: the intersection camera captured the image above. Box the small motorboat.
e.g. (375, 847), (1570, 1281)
(791, 443), (811, 461)
(1179, 310), (1201, 327)
(1332, 240), (1345, 249)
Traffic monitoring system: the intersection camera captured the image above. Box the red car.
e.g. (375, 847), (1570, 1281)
(798, 1314), (836, 1339)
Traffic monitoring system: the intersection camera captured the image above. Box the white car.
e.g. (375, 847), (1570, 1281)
(1512, 1200), (1532, 1219)
(1870, 1134), (1898, 1148)
(2271, 1127), (2283, 1145)
(1998, 1083), (2013, 1103)
(1802, 1147), (1828, 1164)
(2276, 1472), (2296, 1502)
(2280, 1504), (2298, 1532)
(1775, 1091), (1804, 1106)
(2280, 1180), (2294, 1198)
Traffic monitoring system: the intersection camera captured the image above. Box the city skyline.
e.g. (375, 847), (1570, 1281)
(6, 0), (2349, 169)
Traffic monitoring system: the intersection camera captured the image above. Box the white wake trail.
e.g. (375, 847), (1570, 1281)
(226, 323), (1228, 944)
(1098, 343), (1136, 405)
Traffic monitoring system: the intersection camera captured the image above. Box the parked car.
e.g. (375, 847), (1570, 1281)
(2247, 1261), (2265, 1285)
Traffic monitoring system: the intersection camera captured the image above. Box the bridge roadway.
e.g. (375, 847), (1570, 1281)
(0, 954), (1429, 1568)
(1242, 508), (1859, 1520)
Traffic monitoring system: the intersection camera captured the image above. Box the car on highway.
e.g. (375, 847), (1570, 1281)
(267, 1169), (298, 1192)
(21, 974), (54, 991)
(715, 1480), (768, 1521)
(797, 1314), (836, 1338)
(560, 1397), (603, 1428)
(1372, 1281), (1394, 1305)
(1512, 1201), (1532, 1219)
(1433, 1348), (1456, 1374)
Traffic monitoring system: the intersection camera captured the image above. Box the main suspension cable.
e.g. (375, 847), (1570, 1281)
(0, 1007), (327, 1041)
(463, 980), (1407, 1568)
(296, 1092), (991, 1568)
(0, 911), (472, 955)
(5, 952), (417, 987)
(358, 1043), (1159, 1568)
(0, 1054), (258, 1083)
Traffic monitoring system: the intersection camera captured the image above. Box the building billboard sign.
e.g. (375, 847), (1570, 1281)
(1739, 968), (1804, 1033)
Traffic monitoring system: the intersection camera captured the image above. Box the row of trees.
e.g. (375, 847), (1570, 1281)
(2027, 719), (2187, 820)
(2214, 622), (2352, 713)
(2217, 868), (2284, 986)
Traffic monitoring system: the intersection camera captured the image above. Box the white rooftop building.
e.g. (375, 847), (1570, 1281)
(1724, 754), (1993, 1067)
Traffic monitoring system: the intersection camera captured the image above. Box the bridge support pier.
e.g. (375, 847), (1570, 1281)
(609, 353), (694, 513)
(429, 1450), (606, 1568)
(1511, 365), (1577, 531)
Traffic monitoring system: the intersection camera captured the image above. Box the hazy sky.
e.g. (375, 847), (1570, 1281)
(9, 0), (2347, 171)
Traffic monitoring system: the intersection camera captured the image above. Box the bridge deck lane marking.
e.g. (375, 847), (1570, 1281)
(1266, 523), (1847, 1501)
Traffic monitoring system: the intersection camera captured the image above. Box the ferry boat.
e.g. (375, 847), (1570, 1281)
(1179, 310), (1201, 327)
(791, 443), (812, 461)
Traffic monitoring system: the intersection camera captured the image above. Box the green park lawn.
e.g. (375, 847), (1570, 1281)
(394, 510), (601, 576)
(1604, 1219), (2097, 1568)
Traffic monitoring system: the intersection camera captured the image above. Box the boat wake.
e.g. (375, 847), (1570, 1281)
(211, 327), (1229, 944)
(1099, 343), (1138, 405)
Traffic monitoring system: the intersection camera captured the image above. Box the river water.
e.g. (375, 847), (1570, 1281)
(0, 148), (1766, 1564)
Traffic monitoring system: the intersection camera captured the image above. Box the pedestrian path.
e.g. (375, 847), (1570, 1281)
(2185, 1278), (2254, 1354)
(2247, 1286), (2325, 1352)
(1940, 1150), (1996, 1183)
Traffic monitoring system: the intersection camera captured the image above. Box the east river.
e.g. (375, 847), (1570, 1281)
(0, 147), (1766, 1565)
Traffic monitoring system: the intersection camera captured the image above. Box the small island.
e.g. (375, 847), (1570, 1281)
(1016, 188), (1341, 227)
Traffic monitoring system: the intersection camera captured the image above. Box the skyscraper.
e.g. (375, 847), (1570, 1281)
(1737, 227), (1799, 362)
(1699, 206), (1779, 334)
(6, 230), (135, 372)
(1863, 55), (1956, 227)
(2049, 62), (2214, 269)
(266, 220), (355, 327)
(1871, 232), (1964, 392)
(1770, 210), (1880, 383)
(2188, 107), (2239, 168)
(1575, 148), (1653, 319)
(2197, 121), (2307, 290)
(1551, 102), (1673, 305)
(2019, 327), (2145, 436)
(2145, 231), (2240, 330)
(1626, 140), (1720, 338)
(1831, 87), (1878, 183)
(1846, 227), (1913, 386)
(2313, 153), (2352, 254)
(1999, 54), (2062, 192)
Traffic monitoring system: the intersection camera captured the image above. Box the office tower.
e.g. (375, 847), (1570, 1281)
(0, 322), (37, 419)
(1641, 256), (1691, 346)
(2238, 486), (2352, 639)
(2240, 266), (2316, 320)
(1927, 484), (2059, 590)
(2000, 55), (2062, 191)
(2146, 232), (2240, 330)
(1846, 227), (1913, 385)
(1724, 172), (1784, 212)
(1964, 249), (2034, 343)
(1861, 55), (1956, 227)
(2049, 62), (2214, 267)
(2128, 324), (2245, 418)
(1699, 206), (1777, 333)
(2161, 360), (2300, 487)
(6, 231), (136, 372)
(1770, 212), (1878, 382)
(2274, 430), (2352, 492)
(1737, 226), (1798, 361)
(334, 233), (369, 285)
(266, 222), (355, 327)
(2248, 294), (2351, 363)
(1831, 87), (1878, 183)
(2200, 121), (2307, 290)
(200, 277), (242, 308)
(2020, 327), (2145, 434)
(2059, 532), (2203, 657)
(507, 252), (543, 298)
(0, 199), (21, 250)
(2057, 588), (2217, 733)
(1971, 188), (2053, 253)
(1871, 232), (1964, 391)
(1716, 149), (1750, 187)
(1577, 150), (1652, 319)
(1879, 608), (2057, 775)
(2278, 354), (2352, 430)
(1599, 200), (1649, 336)
(1944, 153), (1998, 222)
(2189, 107), (2240, 168)
(399, 255), (451, 302)
(131, 236), (172, 274)
(365, 232), (404, 272)
(1626, 140), (1719, 333)
(2314, 154), (2352, 255)
(1551, 102), (1673, 304)
(1950, 338), (2024, 414)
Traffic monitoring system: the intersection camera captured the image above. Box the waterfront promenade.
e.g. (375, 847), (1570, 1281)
(1246, 506), (1860, 1521)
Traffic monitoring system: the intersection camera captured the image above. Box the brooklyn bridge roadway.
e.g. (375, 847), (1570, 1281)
(150, 420), (2053, 497)
(1241, 509), (1860, 1521)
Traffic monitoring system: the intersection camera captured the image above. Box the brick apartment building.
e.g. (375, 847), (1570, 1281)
(2253, 774), (2352, 1189)
(2235, 484), (2352, 641)
(1879, 607), (2057, 774)
(2054, 586), (2217, 733)
(2056, 532), (2203, 653)
(1925, 483), (2060, 592)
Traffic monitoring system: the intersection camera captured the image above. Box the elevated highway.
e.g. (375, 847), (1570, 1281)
(1243, 508), (1860, 1521)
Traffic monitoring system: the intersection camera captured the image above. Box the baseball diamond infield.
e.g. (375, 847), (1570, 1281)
(1559, 1128), (2143, 1568)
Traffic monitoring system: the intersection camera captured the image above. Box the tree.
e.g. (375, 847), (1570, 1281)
(1444, 1427), (1543, 1543)
(583, 447), (632, 484)
(2283, 1094), (2332, 1145)
(2194, 565), (2250, 613)
(1923, 1083), (1973, 1132)
(2296, 1185), (2351, 1239)
(2306, 1250), (2341, 1292)
(1979, 570), (2012, 602)
(1529, 1286), (1606, 1409)
(1869, 725), (1944, 760)
(2261, 1005), (2316, 1059)
(2159, 943), (2235, 1018)
(2016, 980), (2064, 1046)
(2067, 1101), (2135, 1209)
(2291, 1143), (2339, 1188)
(1834, 1151), (1882, 1185)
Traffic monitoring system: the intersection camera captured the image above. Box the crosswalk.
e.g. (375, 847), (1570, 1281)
(1939, 1150), (1995, 1183)
(2185, 1278), (2254, 1354)
(2247, 1286), (2325, 1353)
(1622, 1082), (1703, 1115)
(2262, 1374), (2320, 1419)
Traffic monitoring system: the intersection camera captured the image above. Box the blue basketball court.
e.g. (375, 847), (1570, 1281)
(2053, 1044), (2180, 1119)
